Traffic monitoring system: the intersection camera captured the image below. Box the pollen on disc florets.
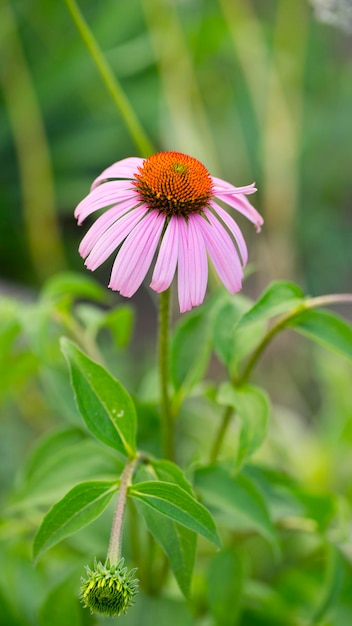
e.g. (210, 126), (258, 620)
(133, 151), (214, 217)
(80, 558), (139, 617)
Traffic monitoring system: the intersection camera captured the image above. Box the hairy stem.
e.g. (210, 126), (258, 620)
(64, 0), (154, 158)
(158, 289), (174, 460)
(108, 458), (138, 566)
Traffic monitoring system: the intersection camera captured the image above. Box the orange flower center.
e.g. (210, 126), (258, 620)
(133, 151), (213, 217)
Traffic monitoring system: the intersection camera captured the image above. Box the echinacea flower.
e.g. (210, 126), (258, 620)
(75, 151), (263, 312)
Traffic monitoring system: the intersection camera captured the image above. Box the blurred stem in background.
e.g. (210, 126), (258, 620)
(219, 0), (309, 281)
(0, 0), (66, 281)
(141, 0), (222, 292)
(64, 0), (154, 159)
(141, 0), (220, 171)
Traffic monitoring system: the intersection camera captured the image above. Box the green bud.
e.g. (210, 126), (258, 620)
(80, 558), (139, 617)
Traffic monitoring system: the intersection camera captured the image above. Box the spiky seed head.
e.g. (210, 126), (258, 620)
(80, 558), (138, 617)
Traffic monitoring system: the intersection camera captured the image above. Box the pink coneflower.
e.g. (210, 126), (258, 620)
(74, 152), (263, 313)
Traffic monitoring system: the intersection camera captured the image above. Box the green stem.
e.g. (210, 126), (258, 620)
(209, 405), (233, 463)
(210, 292), (352, 462)
(239, 293), (352, 385)
(64, 0), (154, 158)
(158, 289), (174, 460)
(107, 457), (138, 566)
(0, 0), (66, 280)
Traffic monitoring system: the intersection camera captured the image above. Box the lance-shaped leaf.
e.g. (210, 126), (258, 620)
(129, 481), (220, 548)
(195, 464), (277, 548)
(238, 280), (304, 327)
(288, 308), (352, 362)
(33, 480), (118, 562)
(136, 501), (196, 598)
(61, 338), (137, 456)
(135, 459), (196, 597)
(217, 383), (270, 469)
(170, 306), (212, 394)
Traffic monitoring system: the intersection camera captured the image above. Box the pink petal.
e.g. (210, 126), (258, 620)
(74, 181), (137, 224)
(177, 218), (192, 313)
(211, 176), (257, 195)
(209, 201), (248, 266)
(91, 157), (144, 190)
(78, 197), (138, 258)
(198, 209), (243, 293)
(187, 215), (208, 307)
(150, 217), (179, 293)
(85, 205), (148, 271)
(213, 193), (263, 232)
(109, 211), (165, 297)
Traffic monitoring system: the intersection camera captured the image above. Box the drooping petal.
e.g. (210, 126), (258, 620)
(209, 201), (248, 266)
(85, 205), (148, 271)
(78, 197), (138, 258)
(109, 211), (165, 297)
(150, 217), (179, 293)
(74, 181), (137, 224)
(177, 218), (192, 313)
(211, 176), (257, 195)
(214, 192), (263, 232)
(198, 209), (243, 293)
(187, 215), (208, 307)
(91, 157), (144, 190)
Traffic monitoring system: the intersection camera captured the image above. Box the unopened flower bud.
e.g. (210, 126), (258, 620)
(80, 558), (138, 617)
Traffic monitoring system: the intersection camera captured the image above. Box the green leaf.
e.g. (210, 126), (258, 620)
(12, 430), (122, 509)
(39, 571), (83, 626)
(171, 306), (212, 393)
(194, 464), (277, 547)
(61, 338), (137, 456)
(101, 306), (135, 348)
(75, 304), (134, 349)
(135, 460), (196, 597)
(136, 501), (196, 598)
(217, 383), (270, 469)
(149, 459), (193, 494)
(133, 460), (196, 596)
(309, 545), (344, 624)
(239, 281), (304, 326)
(211, 293), (253, 367)
(41, 271), (107, 304)
(33, 480), (118, 562)
(207, 548), (244, 626)
(40, 366), (82, 425)
(129, 481), (221, 547)
(289, 308), (352, 362)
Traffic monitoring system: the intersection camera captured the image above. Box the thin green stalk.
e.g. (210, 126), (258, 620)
(210, 293), (352, 461)
(239, 294), (352, 384)
(64, 0), (154, 158)
(0, 0), (66, 280)
(158, 289), (174, 460)
(107, 457), (138, 566)
(209, 405), (233, 463)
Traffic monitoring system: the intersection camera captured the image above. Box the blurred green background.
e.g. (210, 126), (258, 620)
(1, 0), (351, 294)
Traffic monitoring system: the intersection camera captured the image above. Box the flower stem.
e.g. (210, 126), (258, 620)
(209, 405), (233, 463)
(64, 0), (154, 159)
(239, 293), (352, 384)
(107, 457), (138, 566)
(158, 289), (174, 460)
(210, 292), (352, 462)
